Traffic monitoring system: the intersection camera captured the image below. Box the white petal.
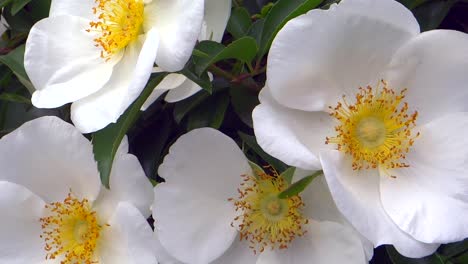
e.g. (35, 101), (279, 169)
(141, 73), (188, 110)
(99, 202), (158, 264)
(299, 172), (346, 224)
(71, 29), (159, 133)
(158, 127), (251, 200)
(141, 89), (167, 111)
(321, 150), (439, 258)
(296, 170), (374, 260)
(153, 232), (183, 264)
(145, 0), (204, 71)
(153, 184), (237, 264)
(212, 239), (257, 264)
(94, 139), (154, 221)
(165, 78), (203, 103)
(252, 87), (333, 170)
(385, 30), (468, 124)
(26, 16), (116, 108)
(257, 220), (366, 264)
(0, 116), (101, 203)
(49, 0), (95, 19)
(0, 181), (46, 264)
(202, 0), (231, 42)
(381, 112), (468, 244)
(267, 0), (418, 112)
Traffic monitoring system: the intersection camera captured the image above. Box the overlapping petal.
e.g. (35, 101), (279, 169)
(71, 29), (159, 133)
(257, 220), (367, 264)
(0, 116), (101, 203)
(253, 87), (333, 170)
(144, 0), (204, 72)
(203, 0), (231, 42)
(385, 30), (468, 124)
(158, 127), (251, 200)
(0, 182), (46, 264)
(26, 16), (116, 108)
(154, 128), (250, 263)
(94, 137), (154, 221)
(154, 184), (238, 264)
(99, 202), (158, 264)
(380, 113), (468, 244)
(267, 0), (418, 112)
(321, 150), (440, 258)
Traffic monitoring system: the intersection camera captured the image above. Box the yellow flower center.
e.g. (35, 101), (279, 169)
(88, 0), (145, 60)
(229, 172), (308, 254)
(40, 192), (105, 264)
(326, 80), (419, 171)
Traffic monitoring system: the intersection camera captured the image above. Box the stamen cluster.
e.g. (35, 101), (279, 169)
(326, 80), (419, 171)
(88, 0), (145, 60)
(39, 192), (103, 264)
(229, 172), (308, 254)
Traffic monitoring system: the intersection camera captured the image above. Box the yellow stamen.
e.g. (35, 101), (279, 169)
(326, 80), (419, 171)
(87, 0), (145, 60)
(40, 192), (105, 264)
(229, 172), (308, 254)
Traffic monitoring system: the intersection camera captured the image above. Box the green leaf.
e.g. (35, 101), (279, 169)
(179, 64), (213, 93)
(227, 7), (252, 39)
(397, 0), (430, 9)
(193, 37), (258, 75)
(248, 160), (265, 177)
(247, 18), (265, 46)
(387, 245), (446, 264)
(280, 167), (296, 185)
(92, 72), (167, 188)
(259, 2), (275, 18)
(438, 239), (468, 259)
(238, 131), (288, 173)
(130, 111), (174, 181)
(28, 0), (52, 21)
(11, 0), (33, 15)
(258, 0), (323, 57)
(186, 92), (230, 130)
(0, 45), (34, 93)
(0, 92), (30, 104)
(0, 0), (13, 8)
(173, 91), (209, 123)
(278, 171), (321, 199)
(413, 0), (457, 31)
(229, 84), (259, 127)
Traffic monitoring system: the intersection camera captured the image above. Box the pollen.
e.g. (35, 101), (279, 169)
(88, 0), (145, 60)
(326, 80), (419, 171)
(39, 192), (105, 264)
(229, 172), (308, 254)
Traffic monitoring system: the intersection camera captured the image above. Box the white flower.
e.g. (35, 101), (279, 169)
(0, 116), (156, 263)
(24, 0), (205, 133)
(141, 0), (232, 109)
(252, 0), (468, 258)
(152, 128), (371, 264)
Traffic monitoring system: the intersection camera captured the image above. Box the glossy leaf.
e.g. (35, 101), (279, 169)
(92, 72), (167, 188)
(229, 84), (259, 127)
(280, 166), (296, 185)
(186, 92), (230, 130)
(227, 7), (252, 39)
(193, 37), (258, 75)
(278, 171), (321, 199)
(238, 131), (288, 173)
(11, 0), (33, 15)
